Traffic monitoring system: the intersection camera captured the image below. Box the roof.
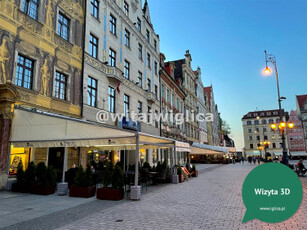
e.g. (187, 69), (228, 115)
(296, 95), (307, 109)
(242, 109), (285, 120)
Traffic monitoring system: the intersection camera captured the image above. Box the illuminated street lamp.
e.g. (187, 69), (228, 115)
(264, 50), (289, 165)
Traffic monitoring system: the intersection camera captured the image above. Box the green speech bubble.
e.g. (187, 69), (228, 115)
(242, 163), (303, 223)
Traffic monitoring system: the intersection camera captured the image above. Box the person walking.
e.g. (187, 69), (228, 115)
(257, 157), (260, 164)
(252, 156), (256, 164)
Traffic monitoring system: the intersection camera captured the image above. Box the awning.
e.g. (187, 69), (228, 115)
(290, 151), (307, 156)
(190, 142), (228, 155)
(274, 152), (283, 156)
(10, 108), (136, 148)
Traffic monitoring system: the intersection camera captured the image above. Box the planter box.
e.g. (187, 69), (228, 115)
(96, 187), (124, 200)
(11, 183), (30, 193)
(31, 184), (55, 195)
(69, 185), (96, 198)
(179, 174), (184, 183)
(192, 170), (198, 177)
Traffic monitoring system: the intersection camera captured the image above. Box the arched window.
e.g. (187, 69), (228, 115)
(254, 120), (259, 125)
(262, 119), (267, 124)
(247, 121), (252, 125)
(268, 119), (274, 124)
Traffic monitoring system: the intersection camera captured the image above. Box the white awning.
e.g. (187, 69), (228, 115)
(10, 108), (136, 148)
(290, 151), (307, 156)
(191, 142), (228, 155)
(274, 152), (283, 156)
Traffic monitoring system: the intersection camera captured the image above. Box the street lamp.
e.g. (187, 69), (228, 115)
(264, 50), (289, 165)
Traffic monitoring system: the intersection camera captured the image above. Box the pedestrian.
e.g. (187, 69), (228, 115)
(257, 157), (260, 164)
(242, 157), (244, 164)
(252, 156), (256, 164)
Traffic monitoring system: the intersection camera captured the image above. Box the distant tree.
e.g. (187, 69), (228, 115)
(219, 117), (231, 135)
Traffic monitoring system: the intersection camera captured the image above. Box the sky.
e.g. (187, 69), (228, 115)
(147, 0), (307, 150)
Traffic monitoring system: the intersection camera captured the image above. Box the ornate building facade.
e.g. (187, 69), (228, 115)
(0, 0), (84, 189)
(172, 50), (199, 143)
(287, 110), (306, 155)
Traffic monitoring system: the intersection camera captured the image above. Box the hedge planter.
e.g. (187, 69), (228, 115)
(11, 183), (31, 193)
(31, 184), (55, 195)
(69, 185), (96, 198)
(179, 174), (184, 183)
(96, 187), (124, 200)
(192, 170), (198, 177)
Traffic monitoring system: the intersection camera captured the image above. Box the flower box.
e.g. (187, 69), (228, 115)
(96, 187), (124, 200)
(69, 185), (96, 198)
(31, 184), (55, 195)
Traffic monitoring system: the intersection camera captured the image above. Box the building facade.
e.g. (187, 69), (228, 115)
(195, 67), (208, 144)
(160, 53), (185, 141)
(296, 95), (307, 152)
(172, 50), (199, 143)
(204, 86), (220, 146)
(242, 109), (288, 157)
(287, 110), (306, 155)
(0, 0), (84, 189)
(83, 0), (160, 133)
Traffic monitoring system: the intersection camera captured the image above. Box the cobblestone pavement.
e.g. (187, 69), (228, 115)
(53, 163), (306, 230)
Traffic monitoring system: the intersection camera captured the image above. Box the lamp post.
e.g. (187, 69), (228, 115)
(264, 50), (288, 165)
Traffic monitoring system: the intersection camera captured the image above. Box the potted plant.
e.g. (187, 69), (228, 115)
(11, 161), (29, 193)
(31, 162), (56, 195)
(191, 164), (198, 177)
(69, 165), (96, 198)
(177, 166), (184, 183)
(97, 162), (124, 200)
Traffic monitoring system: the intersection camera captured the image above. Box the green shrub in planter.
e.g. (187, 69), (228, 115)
(25, 161), (36, 186)
(70, 165), (96, 198)
(16, 161), (24, 186)
(111, 165), (124, 189)
(102, 161), (113, 188)
(36, 162), (47, 185)
(46, 166), (57, 186)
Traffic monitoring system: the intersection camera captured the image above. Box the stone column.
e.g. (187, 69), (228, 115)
(0, 83), (19, 190)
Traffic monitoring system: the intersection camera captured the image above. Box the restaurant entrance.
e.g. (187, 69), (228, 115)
(48, 147), (65, 180)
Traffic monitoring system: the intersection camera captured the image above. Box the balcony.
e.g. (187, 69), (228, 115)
(106, 66), (123, 82)
(146, 92), (156, 103)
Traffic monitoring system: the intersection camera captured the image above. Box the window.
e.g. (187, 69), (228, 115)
(279, 143), (283, 148)
(166, 89), (170, 102)
(123, 1), (129, 16)
(138, 43), (142, 60)
(109, 14), (116, 35)
(268, 119), (274, 124)
(137, 101), (142, 114)
(276, 118), (280, 123)
(264, 135), (268, 140)
(124, 29), (130, 47)
(257, 136), (260, 141)
(147, 106), (151, 123)
(250, 144), (253, 149)
(262, 119), (267, 124)
(263, 127), (267, 132)
(249, 136), (252, 141)
(147, 79), (151, 92)
(155, 110), (159, 128)
(161, 84), (165, 98)
(109, 49), (116, 67)
(57, 12), (70, 40)
(90, 0), (99, 19)
(155, 85), (158, 99)
(154, 39), (157, 51)
(15, 54), (34, 89)
(247, 121), (252, 125)
(254, 120), (259, 125)
(137, 17), (141, 31)
(54, 71), (67, 100)
(256, 127), (259, 132)
(89, 34), (98, 58)
(22, 0), (39, 20)
(146, 29), (150, 42)
(147, 53), (151, 68)
(87, 77), (97, 107)
(272, 143), (276, 148)
(248, 129), (252, 133)
(124, 94), (129, 116)
(154, 61), (158, 75)
(108, 86), (115, 113)
(137, 72), (142, 88)
(124, 60), (130, 79)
